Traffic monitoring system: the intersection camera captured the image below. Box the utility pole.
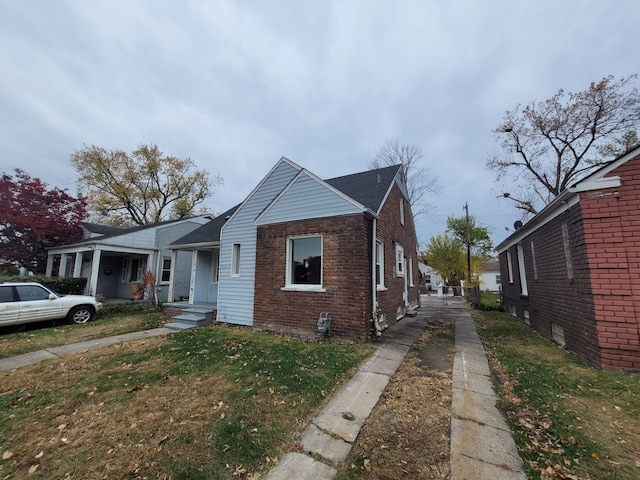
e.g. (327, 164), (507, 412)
(464, 202), (471, 287)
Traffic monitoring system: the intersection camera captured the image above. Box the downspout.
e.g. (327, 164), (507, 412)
(372, 217), (377, 330)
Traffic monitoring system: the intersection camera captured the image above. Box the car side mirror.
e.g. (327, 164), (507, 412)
(48, 293), (56, 300)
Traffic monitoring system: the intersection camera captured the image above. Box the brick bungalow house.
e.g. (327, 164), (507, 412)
(497, 145), (640, 372)
(165, 157), (420, 341)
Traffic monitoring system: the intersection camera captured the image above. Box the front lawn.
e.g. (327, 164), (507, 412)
(0, 325), (372, 479)
(0, 306), (166, 359)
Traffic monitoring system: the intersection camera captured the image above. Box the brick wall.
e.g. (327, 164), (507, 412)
(254, 214), (373, 341)
(375, 184), (420, 324)
(500, 153), (640, 372)
(581, 157), (640, 371)
(500, 206), (601, 368)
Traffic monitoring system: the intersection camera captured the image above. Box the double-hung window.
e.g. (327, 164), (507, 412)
(375, 240), (385, 289)
(231, 244), (241, 277)
(160, 257), (171, 284)
(286, 236), (323, 290)
(395, 244), (405, 277)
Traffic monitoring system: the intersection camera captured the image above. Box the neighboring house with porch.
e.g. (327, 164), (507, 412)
(45, 216), (212, 302)
(165, 157), (420, 341)
(497, 145), (640, 372)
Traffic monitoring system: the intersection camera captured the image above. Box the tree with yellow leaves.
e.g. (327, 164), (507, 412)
(71, 143), (222, 226)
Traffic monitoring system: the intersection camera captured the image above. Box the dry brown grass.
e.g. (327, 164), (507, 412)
(336, 320), (454, 480)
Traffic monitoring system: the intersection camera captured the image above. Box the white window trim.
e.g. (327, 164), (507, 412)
(231, 244), (241, 277)
(122, 256), (144, 283)
(408, 256), (414, 286)
(395, 244), (405, 277)
(400, 199), (405, 225)
(211, 249), (220, 284)
(506, 250), (514, 284)
(282, 235), (325, 292)
(517, 243), (528, 296)
(159, 256), (172, 285)
(376, 239), (386, 290)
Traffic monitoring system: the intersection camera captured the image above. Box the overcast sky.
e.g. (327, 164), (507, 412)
(1, 1), (638, 247)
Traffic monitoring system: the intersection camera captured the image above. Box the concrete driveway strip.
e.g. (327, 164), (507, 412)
(264, 315), (426, 480)
(0, 327), (177, 372)
(449, 308), (527, 480)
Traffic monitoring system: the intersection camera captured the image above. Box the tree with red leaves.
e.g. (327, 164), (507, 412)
(0, 170), (87, 274)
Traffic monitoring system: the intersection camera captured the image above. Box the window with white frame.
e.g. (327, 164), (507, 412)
(211, 249), (220, 283)
(121, 256), (144, 283)
(231, 244), (241, 276)
(395, 244), (405, 277)
(517, 244), (528, 296)
(375, 240), (385, 288)
(400, 199), (405, 225)
(506, 250), (514, 283)
(160, 257), (171, 283)
(408, 257), (414, 286)
(286, 236), (322, 288)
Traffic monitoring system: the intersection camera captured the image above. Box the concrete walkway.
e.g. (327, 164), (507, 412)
(0, 327), (177, 372)
(427, 296), (527, 480)
(0, 298), (527, 479)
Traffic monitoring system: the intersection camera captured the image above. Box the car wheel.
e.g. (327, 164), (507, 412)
(67, 306), (94, 324)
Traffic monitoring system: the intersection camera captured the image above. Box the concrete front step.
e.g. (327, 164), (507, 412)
(164, 306), (215, 330)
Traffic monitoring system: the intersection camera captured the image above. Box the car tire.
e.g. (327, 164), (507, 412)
(67, 306), (95, 324)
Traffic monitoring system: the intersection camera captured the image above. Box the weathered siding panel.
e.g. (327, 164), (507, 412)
(257, 173), (362, 225)
(217, 160), (301, 326)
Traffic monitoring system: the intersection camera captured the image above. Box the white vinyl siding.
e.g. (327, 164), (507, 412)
(256, 172), (363, 225)
(217, 160), (301, 326)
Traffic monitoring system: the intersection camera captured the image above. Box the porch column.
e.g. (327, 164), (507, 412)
(73, 252), (83, 278)
(59, 253), (69, 277)
(189, 250), (198, 305)
(167, 250), (177, 303)
(45, 254), (55, 277)
(89, 249), (101, 297)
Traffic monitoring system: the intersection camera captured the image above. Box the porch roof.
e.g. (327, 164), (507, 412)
(168, 205), (240, 249)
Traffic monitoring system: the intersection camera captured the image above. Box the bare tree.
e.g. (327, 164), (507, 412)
(370, 139), (439, 215)
(488, 75), (640, 216)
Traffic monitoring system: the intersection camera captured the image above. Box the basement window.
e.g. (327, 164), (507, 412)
(551, 323), (566, 347)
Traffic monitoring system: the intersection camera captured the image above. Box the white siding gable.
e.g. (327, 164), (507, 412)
(256, 170), (365, 225)
(217, 158), (301, 326)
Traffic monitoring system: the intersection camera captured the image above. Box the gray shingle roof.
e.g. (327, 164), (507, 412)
(169, 205), (240, 247)
(324, 164), (402, 212)
(169, 164), (402, 248)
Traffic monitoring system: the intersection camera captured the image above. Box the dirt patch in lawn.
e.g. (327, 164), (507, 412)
(336, 318), (455, 480)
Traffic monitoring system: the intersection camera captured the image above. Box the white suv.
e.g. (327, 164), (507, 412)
(0, 282), (103, 327)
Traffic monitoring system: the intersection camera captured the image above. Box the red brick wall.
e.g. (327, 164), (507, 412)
(500, 206), (601, 367)
(500, 153), (640, 372)
(253, 183), (420, 342)
(254, 214), (373, 341)
(375, 184), (420, 324)
(581, 157), (640, 371)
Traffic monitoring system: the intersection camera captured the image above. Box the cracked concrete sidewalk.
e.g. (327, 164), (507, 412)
(264, 296), (526, 480)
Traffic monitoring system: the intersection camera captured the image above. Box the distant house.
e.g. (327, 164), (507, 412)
(497, 145), (640, 372)
(45, 216), (212, 302)
(478, 260), (501, 292)
(166, 157), (420, 341)
(418, 263), (444, 293)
